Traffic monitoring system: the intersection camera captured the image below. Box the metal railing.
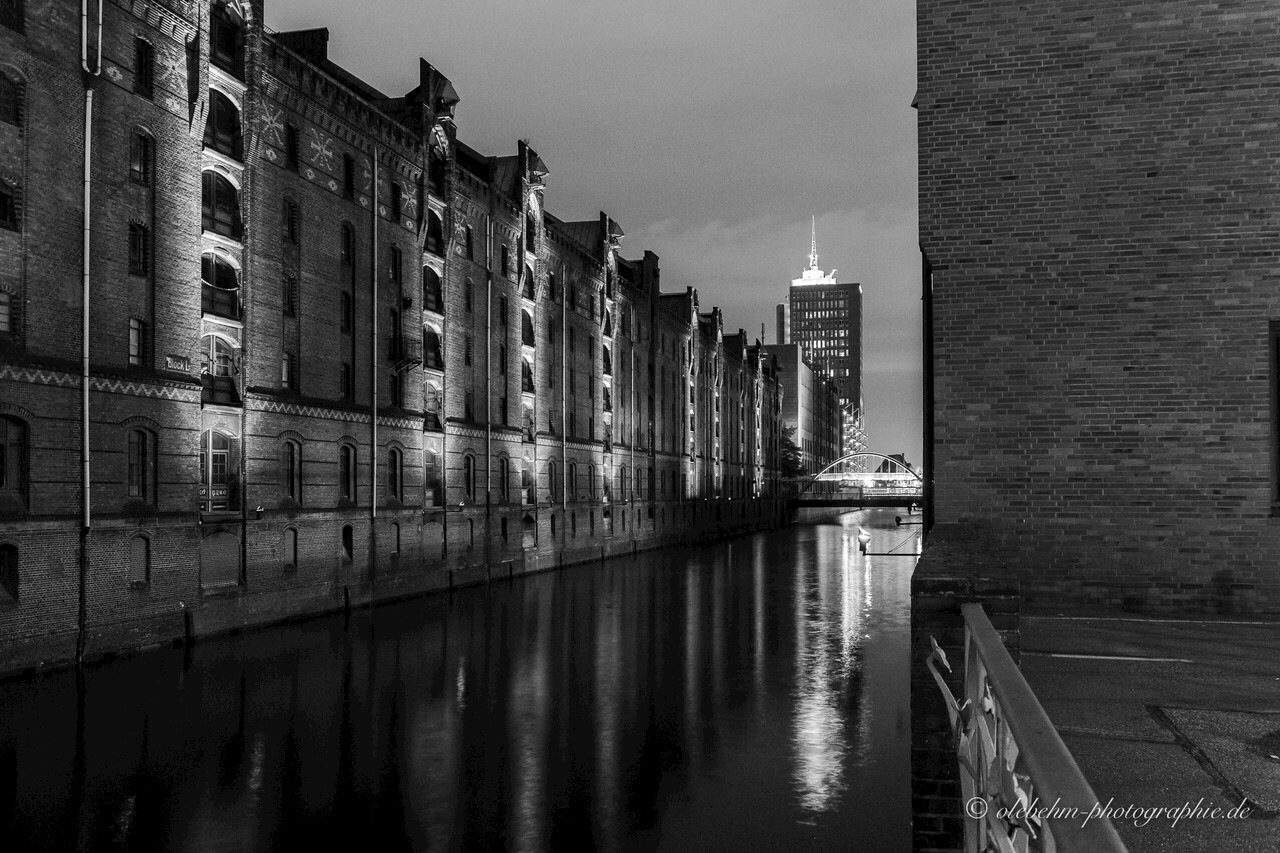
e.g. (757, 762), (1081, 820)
(928, 604), (1128, 853)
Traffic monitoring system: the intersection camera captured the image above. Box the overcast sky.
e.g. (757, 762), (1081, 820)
(267, 0), (921, 465)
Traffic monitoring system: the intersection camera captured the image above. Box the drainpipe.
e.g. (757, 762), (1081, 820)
(485, 211), (493, 512)
(560, 261), (566, 513)
(76, 0), (102, 667)
(370, 148), (379, 583)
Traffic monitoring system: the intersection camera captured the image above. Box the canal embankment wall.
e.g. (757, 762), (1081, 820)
(0, 498), (794, 680)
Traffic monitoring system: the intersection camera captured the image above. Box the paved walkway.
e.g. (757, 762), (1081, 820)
(1021, 614), (1280, 852)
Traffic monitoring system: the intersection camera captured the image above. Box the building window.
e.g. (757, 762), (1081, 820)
(0, 0), (24, 35)
(282, 528), (298, 571)
(390, 183), (402, 220)
(464, 390), (474, 421)
(343, 154), (355, 199)
(282, 198), (299, 243)
(547, 460), (558, 501)
(285, 123), (299, 170)
(129, 536), (150, 585)
(499, 344), (507, 375)
(465, 335), (473, 365)
(389, 370), (403, 408)
(209, 3), (244, 78)
(0, 416), (24, 506)
(465, 279), (474, 312)
(340, 291), (353, 333)
(0, 292), (11, 335)
(341, 524), (353, 562)
(548, 272), (558, 302)
(423, 267), (443, 313)
(201, 171), (240, 237)
(130, 130), (154, 185)
(389, 245), (401, 283)
(418, 450), (439, 508)
(200, 334), (235, 377)
(128, 318), (147, 367)
(522, 311), (535, 347)
(282, 273), (298, 317)
(499, 295), (508, 326)
(391, 522), (401, 556)
(198, 430), (238, 511)
(569, 462), (578, 500)
(339, 444), (356, 502)
(465, 226), (473, 260)
(497, 456), (510, 502)
(387, 447), (402, 502)
(126, 428), (154, 501)
(281, 351), (297, 390)
(128, 223), (150, 276)
(0, 180), (16, 231)
(0, 542), (16, 601)
(501, 245), (510, 277)
(463, 454), (475, 500)
(424, 327), (443, 370)
(204, 90), (241, 160)
(340, 223), (355, 267)
(282, 440), (301, 501)
(340, 362), (353, 399)
(134, 38), (154, 98)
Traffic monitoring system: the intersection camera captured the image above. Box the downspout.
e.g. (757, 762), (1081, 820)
(76, 0), (102, 667)
(485, 211), (492, 513)
(370, 148), (379, 582)
(560, 261), (566, 513)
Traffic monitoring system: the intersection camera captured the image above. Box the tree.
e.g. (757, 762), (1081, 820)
(779, 425), (804, 479)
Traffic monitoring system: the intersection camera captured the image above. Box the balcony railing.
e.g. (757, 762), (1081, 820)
(927, 604), (1127, 853)
(390, 336), (422, 373)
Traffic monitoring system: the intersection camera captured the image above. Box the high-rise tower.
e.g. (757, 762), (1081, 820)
(779, 219), (865, 458)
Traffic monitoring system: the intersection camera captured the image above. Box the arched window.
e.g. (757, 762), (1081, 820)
(199, 430), (239, 511)
(339, 444), (356, 502)
(341, 524), (353, 562)
(129, 535), (150, 585)
(522, 265), (535, 299)
(588, 464), (596, 500)
(522, 457), (533, 504)
(0, 416), (27, 505)
(281, 439), (301, 502)
(203, 90), (242, 159)
(547, 460), (558, 502)
(199, 334), (235, 376)
(497, 455), (509, 502)
(568, 462), (578, 501)
(522, 311), (535, 347)
(423, 266), (443, 313)
(462, 454), (476, 501)
(603, 346), (612, 376)
(282, 528), (298, 571)
(0, 543), (18, 601)
(126, 428), (156, 503)
(201, 171), (240, 237)
(424, 449), (442, 506)
(521, 359), (534, 393)
(426, 210), (444, 256)
(387, 447), (402, 502)
(0, 72), (19, 126)
(201, 252), (240, 319)
(389, 245), (401, 283)
(129, 129), (154, 185)
(390, 182), (402, 220)
(391, 522), (401, 556)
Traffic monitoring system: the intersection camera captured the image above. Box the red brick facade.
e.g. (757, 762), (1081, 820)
(918, 0), (1280, 613)
(0, 0), (787, 675)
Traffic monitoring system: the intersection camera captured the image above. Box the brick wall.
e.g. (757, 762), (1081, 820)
(919, 0), (1280, 613)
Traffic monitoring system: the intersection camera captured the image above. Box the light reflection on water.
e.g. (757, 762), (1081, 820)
(0, 508), (917, 852)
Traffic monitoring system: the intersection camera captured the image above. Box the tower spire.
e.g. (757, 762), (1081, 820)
(809, 216), (819, 270)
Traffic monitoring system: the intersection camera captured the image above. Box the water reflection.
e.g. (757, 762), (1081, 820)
(0, 509), (916, 852)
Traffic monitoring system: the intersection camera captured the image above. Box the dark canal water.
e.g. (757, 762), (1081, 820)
(0, 508), (918, 852)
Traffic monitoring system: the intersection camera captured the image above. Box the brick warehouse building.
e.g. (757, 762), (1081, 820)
(917, 0), (1280, 614)
(0, 0), (789, 674)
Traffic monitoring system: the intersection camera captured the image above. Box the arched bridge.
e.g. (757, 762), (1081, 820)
(789, 452), (923, 509)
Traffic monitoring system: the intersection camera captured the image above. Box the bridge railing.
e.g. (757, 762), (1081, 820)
(927, 604), (1128, 853)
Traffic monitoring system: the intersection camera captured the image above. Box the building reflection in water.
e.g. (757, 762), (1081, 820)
(0, 510), (916, 852)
